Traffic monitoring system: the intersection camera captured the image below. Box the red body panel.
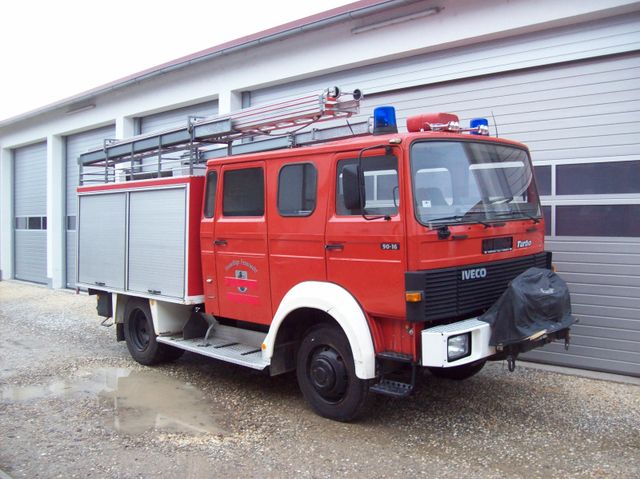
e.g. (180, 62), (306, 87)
(266, 156), (328, 312)
(213, 161), (273, 325)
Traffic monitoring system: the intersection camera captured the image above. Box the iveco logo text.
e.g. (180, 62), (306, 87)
(517, 240), (533, 248)
(461, 268), (487, 280)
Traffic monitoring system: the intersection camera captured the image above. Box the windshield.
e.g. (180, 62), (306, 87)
(411, 140), (541, 226)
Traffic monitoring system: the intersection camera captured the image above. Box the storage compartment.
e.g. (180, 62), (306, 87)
(78, 192), (126, 289)
(128, 188), (186, 298)
(76, 177), (205, 303)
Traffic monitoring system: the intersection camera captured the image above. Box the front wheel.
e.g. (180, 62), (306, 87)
(296, 325), (369, 422)
(123, 299), (184, 365)
(428, 359), (486, 380)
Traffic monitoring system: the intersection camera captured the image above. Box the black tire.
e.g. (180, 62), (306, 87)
(296, 324), (369, 422)
(428, 359), (486, 380)
(123, 299), (184, 365)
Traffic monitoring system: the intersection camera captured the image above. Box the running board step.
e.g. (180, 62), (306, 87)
(370, 379), (414, 398)
(157, 335), (269, 371)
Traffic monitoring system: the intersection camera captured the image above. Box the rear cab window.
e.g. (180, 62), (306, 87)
(278, 163), (318, 217)
(222, 167), (264, 217)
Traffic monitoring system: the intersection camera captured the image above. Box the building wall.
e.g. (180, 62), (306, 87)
(0, 0), (638, 374)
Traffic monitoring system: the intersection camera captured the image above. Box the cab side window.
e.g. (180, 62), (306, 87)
(223, 167), (264, 217)
(278, 163), (317, 216)
(336, 155), (399, 216)
(203, 171), (217, 218)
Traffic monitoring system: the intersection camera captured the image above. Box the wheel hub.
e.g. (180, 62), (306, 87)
(131, 310), (150, 351)
(309, 347), (347, 400)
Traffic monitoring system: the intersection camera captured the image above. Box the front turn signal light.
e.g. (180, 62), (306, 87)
(405, 291), (423, 303)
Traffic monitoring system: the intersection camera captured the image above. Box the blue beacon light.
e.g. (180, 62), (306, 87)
(373, 106), (398, 135)
(470, 118), (489, 135)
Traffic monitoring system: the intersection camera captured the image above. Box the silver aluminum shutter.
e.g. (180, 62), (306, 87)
(127, 188), (186, 299)
(376, 55), (639, 376)
(250, 13), (639, 108)
(139, 100), (219, 134)
(14, 142), (47, 284)
(65, 125), (116, 288)
(139, 100), (218, 174)
(384, 55), (639, 376)
(77, 193), (126, 289)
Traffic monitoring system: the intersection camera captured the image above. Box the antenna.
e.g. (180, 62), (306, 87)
(491, 110), (499, 137)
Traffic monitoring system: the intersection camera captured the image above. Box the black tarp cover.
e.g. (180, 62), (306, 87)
(479, 267), (575, 347)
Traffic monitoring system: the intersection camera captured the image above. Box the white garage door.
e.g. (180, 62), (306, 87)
(368, 54), (640, 377)
(14, 142), (47, 284)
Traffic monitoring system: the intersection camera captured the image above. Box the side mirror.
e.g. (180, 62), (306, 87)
(342, 164), (362, 211)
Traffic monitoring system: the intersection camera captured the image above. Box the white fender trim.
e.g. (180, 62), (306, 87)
(263, 281), (376, 379)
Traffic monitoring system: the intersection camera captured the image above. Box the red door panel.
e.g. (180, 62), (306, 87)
(326, 151), (407, 320)
(267, 158), (328, 311)
(214, 162), (272, 325)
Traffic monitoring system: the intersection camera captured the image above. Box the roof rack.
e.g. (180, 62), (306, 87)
(78, 86), (367, 184)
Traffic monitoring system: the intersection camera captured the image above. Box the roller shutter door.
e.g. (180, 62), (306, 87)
(139, 100), (218, 174)
(417, 54), (637, 376)
(139, 100), (219, 134)
(77, 193), (126, 289)
(65, 125), (116, 288)
(379, 55), (639, 376)
(365, 54), (640, 377)
(14, 142), (47, 284)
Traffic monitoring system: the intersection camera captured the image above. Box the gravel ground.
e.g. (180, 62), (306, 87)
(1, 280), (638, 479)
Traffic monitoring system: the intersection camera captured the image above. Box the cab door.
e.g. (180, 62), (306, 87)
(200, 168), (220, 315)
(214, 161), (272, 325)
(325, 150), (407, 320)
(267, 157), (327, 311)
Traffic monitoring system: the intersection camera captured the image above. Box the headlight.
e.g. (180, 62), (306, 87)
(448, 333), (471, 361)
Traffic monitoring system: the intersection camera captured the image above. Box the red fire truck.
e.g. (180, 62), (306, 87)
(78, 87), (573, 421)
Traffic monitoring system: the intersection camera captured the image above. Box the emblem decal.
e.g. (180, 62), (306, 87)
(235, 270), (248, 293)
(461, 268), (487, 281)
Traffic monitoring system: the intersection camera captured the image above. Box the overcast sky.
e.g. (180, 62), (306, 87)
(0, 0), (352, 121)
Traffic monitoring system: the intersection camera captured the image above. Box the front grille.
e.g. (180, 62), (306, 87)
(406, 252), (550, 323)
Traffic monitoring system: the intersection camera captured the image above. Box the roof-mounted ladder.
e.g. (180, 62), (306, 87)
(78, 86), (368, 184)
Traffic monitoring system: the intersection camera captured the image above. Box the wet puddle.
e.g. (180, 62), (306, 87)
(1, 368), (227, 436)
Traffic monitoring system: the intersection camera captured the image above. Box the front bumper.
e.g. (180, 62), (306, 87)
(421, 318), (495, 368)
(421, 317), (570, 368)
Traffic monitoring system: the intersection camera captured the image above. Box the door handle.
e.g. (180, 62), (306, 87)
(206, 278), (213, 284)
(214, 239), (228, 246)
(325, 243), (344, 251)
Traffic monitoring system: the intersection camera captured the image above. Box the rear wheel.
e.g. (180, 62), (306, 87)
(428, 359), (486, 380)
(296, 324), (369, 422)
(123, 299), (184, 365)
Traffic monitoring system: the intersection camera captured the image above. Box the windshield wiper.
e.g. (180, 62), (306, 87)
(490, 211), (540, 224)
(428, 213), (492, 228)
(485, 196), (513, 205)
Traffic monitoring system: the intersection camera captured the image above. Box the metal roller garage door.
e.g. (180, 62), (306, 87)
(139, 100), (219, 133)
(65, 125), (116, 288)
(367, 54), (640, 377)
(14, 142), (47, 284)
(252, 47), (640, 375)
(139, 100), (218, 174)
